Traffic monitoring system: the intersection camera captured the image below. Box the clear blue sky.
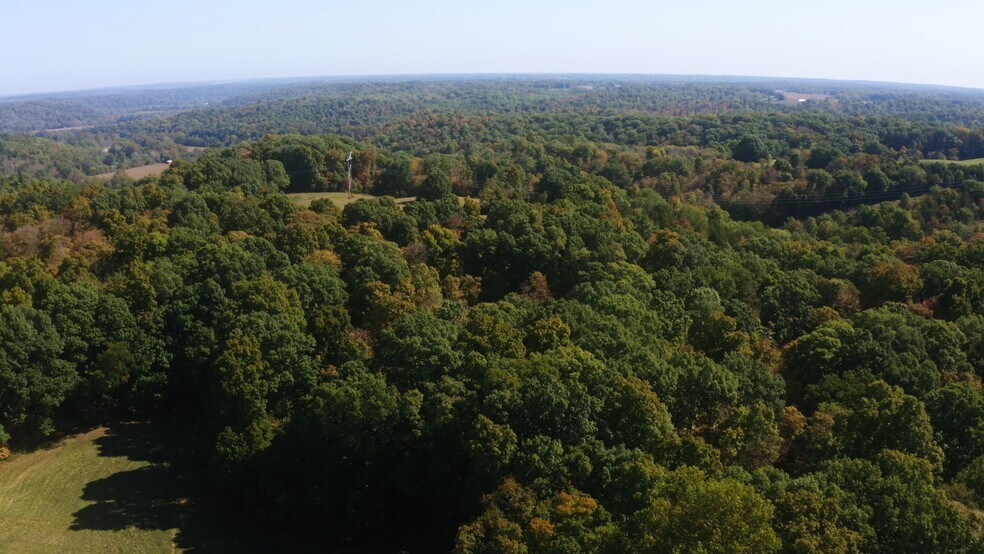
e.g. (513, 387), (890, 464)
(2, 0), (983, 95)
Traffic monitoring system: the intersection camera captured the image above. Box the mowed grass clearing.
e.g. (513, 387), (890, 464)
(0, 427), (178, 552)
(95, 163), (172, 181)
(287, 191), (416, 208)
(288, 191), (474, 209)
(920, 158), (984, 166)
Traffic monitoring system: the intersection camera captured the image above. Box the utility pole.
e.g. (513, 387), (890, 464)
(345, 152), (354, 198)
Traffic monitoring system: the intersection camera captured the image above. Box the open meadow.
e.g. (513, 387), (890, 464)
(0, 426), (185, 552)
(0, 424), (313, 553)
(95, 163), (172, 181)
(287, 191), (417, 208)
(287, 191), (475, 209)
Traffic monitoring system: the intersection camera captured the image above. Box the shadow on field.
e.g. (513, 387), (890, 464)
(68, 422), (321, 553)
(72, 464), (184, 531)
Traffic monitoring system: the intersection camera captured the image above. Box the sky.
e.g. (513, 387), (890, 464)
(2, 0), (983, 96)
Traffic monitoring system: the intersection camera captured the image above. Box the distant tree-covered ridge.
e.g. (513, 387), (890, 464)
(5, 78), (984, 226)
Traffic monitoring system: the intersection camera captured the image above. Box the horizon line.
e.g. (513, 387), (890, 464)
(5, 72), (984, 100)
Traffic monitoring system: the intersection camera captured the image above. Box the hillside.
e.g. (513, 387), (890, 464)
(0, 77), (983, 552)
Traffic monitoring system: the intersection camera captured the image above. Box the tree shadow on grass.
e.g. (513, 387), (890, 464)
(71, 464), (185, 532)
(70, 422), (378, 552)
(89, 421), (173, 465)
(68, 421), (317, 552)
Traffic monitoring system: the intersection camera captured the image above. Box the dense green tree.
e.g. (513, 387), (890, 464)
(0, 304), (77, 439)
(733, 135), (769, 163)
(537, 167), (576, 202)
(760, 271), (823, 344)
(761, 473), (871, 554)
(376, 309), (463, 386)
(342, 197), (418, 245)
(820, 451), (977, 553)
(623, 466), (781, 553)
(925, 382), (984, 476)
(831, 381), (944, 470)
(419, 169), (454, 200)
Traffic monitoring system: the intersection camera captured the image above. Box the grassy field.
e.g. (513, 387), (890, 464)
(287, 191), (418, 208)
(287, 191), (477, 209)
(0, 424), (313, 553)
(920, 158), (984, 166)
(95, 162), (172, 181)
(0, 427), (182, 552)
(780, 91), (833, 104)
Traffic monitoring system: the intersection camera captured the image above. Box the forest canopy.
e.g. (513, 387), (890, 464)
(2, 77), (984, 552)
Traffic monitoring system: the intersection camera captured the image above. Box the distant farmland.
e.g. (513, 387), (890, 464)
(780, 91), (833, 104)
(95, 162), (171, 181)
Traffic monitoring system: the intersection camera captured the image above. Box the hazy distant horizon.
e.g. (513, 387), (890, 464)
(5, 72), (984, 100)
(3, 0), (983, 97)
